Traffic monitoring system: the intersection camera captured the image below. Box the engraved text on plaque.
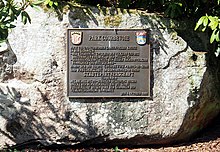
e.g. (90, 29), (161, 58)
(67, 29), (150, 97)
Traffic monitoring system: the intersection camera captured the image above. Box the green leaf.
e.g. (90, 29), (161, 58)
(202, 26), (207, 32)
(209, 21), (219, 30)
(31, 5), (41, 11)
(15, 9), (21, 17)
(26, 13), (31, 24)
(208, 16), (215, 22)
(49, 1), (53, 7)
(44, 0), (51, 5)
(216, 31), (220, 42)
(210, 29), (217, 43)
(198, 16), (206, 25)
(21, 11), (31, 24)
(21, 11), (27, 24)
(0, 28), (8, 41)
(208, 16), (218, 24)
(32, 0), (44, 5)
(215, 47), (220, 57)
(203, 17), (208, 27)
(4, 23), (16, 28)
(8, 24), (16, 28)
(194, 23), (200, 30)
(11, 6), (17, 16)
(195, 16), (206, 30)
(178, 2), (183, 7)
(0, 24), (8, 29)
(54, 2), (58, 6)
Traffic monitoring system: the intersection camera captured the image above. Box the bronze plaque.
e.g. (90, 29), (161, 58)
(67, 29), (150, 97)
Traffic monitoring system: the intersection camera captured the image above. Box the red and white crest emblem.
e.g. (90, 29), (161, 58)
(71, 31), (82, 45)
(136, 31), (147, 45)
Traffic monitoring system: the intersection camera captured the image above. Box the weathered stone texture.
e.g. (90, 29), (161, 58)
(0, 6), (219, 148)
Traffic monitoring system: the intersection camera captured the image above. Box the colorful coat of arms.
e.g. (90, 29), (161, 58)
(136, 31), (147, 45)
(70, 31), (82, 45)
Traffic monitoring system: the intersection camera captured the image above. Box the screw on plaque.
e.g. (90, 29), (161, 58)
(114, 28), (118, 34)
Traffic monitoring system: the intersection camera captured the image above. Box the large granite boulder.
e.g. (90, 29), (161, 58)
(0, 6), (219, 148)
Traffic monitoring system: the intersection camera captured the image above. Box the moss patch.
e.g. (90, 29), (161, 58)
(203, 103), (220, 119)
(104, 15), (122, 27)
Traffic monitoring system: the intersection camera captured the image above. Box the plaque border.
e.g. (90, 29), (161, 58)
(67, 28), (151, 98)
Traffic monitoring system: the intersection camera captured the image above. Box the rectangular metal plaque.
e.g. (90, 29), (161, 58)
(67, 29), (150, 97)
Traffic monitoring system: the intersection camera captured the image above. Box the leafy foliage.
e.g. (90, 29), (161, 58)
(194, 0), (220, 56)
(0, 0), (40, 42)
(58, 0), (220, 56)
(69, 0), (220, 56)
(0, 0), (220, 55)
(66, 0), (219, 19)
(195, 15), (220, 43)
(44, 0), (59, 8)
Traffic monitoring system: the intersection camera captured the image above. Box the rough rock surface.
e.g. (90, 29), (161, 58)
(0, 6), (219, 149)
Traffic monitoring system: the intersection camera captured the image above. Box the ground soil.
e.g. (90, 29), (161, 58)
(7, 114), (220, 152)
